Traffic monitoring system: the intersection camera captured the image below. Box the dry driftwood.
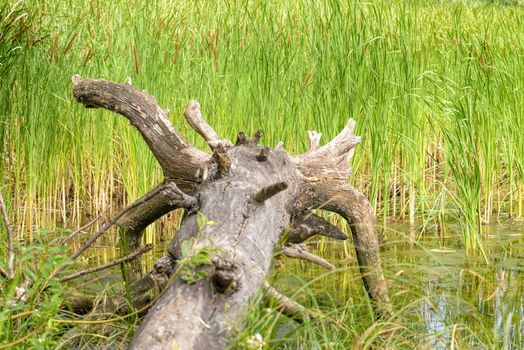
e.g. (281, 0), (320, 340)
(71, 75), (391, 350)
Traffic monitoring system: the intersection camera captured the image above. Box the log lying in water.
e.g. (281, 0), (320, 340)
(71, 75), (391, 350)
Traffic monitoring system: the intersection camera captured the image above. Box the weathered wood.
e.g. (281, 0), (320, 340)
(70, 76), (391, 350)
(59, 181), (195, 283)
(281, 243), (335, 270)
(292, 120), (391, 315)
(286, 212), (348, 243)
(184, 100), (232, 149)
(131, 144), (300, 350)
(72, 75), (209, 193)
(116, 181), (198, 280)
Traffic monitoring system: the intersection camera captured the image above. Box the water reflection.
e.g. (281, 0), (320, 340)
(387, 223), (524, 349)
(273, 222), (524, 348)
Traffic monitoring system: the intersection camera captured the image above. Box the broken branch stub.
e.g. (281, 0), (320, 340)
(286, 212), (348, 243)
(71, 76), (390, 349)
(281, 243), (335, 270)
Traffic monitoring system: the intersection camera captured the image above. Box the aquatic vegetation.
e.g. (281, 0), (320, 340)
(2, 0), (524, 252)
(1, 0), (524, 348)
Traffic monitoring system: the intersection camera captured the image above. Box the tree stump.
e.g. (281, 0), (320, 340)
(71, 76), (391, 350)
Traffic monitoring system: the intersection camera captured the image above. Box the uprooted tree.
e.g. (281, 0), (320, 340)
(70, 75), (391, 349)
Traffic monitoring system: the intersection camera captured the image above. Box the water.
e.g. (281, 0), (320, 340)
(72, 221), (524, 348)
(271, 222), (524, 348)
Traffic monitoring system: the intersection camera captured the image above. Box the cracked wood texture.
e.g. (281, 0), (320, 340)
(131, 145), (300, 350)
(71, 76), (390, 350)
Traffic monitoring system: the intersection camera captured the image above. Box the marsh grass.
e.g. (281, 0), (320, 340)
(231, 224), (524, 349)
(2, 0), (524, 347)
(3, 0), (524, 253)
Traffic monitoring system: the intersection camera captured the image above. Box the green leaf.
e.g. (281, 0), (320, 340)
(191, 250), (211, 266)
(180, 239), (193, 258)
(195, 271), (208, 280)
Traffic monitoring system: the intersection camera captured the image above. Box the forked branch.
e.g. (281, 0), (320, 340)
(72, 75), (209, 192)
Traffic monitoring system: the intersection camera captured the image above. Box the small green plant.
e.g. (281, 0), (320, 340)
(179, 238), (213, 285)
(179, 213), (221, 285)
(0, 230), (72, 349)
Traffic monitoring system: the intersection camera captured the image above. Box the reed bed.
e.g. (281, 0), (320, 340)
(1, 0), (524, 254)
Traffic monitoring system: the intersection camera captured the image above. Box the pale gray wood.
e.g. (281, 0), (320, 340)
(131, 144), (300, 350)
(71, 76), (391, 349)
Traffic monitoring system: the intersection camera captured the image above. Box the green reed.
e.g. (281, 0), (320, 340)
(2, 0), (524, 254)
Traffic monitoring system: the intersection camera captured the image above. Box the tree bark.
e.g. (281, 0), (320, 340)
(71, 76), (391, 350)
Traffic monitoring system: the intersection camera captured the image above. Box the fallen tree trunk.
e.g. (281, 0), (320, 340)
(71, 76), (391, 349)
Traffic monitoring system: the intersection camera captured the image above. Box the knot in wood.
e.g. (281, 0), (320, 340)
(256, 148), (269, 162)
(211, 257), (240, 293)
(212, 146), (231, 178)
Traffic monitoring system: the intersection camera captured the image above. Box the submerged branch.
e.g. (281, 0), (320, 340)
(60, 244), (153, 283)
(263, 281), (318, 322)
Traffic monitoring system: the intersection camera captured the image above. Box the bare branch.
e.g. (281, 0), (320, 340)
(292, 118), (391, 316)
(61, 211), (106, 245)
(116, 182), (196, 282)
(263, 282), (317, 322)
(286, 212), (347, 243)
(68, 181), (196, 262)
(281, 243), (335, 270)
(307, 130), (322, 152)
(253, 182), (288, 203)
(72, 75), (208, 192)
(68, 187), (161, 262)
(60, 244), (153, 283)
(0, 192), (15, 278)
(184, 100), (232, 149)
(300, 180), (391, 315)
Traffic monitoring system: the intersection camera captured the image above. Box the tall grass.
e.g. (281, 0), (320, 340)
(1, 0), (524, 253)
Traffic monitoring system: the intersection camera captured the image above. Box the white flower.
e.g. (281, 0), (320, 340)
(246, 333), (266, 349)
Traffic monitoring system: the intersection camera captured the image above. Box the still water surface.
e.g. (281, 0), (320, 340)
(272, 222), (524, 348)
(78, 221), (524, 348)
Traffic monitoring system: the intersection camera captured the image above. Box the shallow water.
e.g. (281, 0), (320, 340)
(272, 222), (524, 348)
(73, 220), (524, 348)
